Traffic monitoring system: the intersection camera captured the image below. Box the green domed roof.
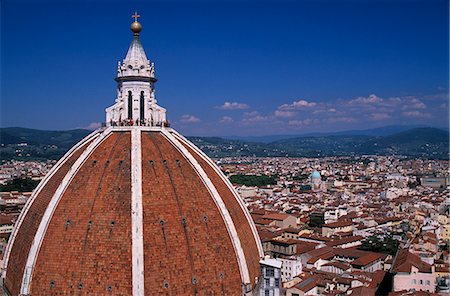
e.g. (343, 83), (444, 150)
(311, 171), (321, 179)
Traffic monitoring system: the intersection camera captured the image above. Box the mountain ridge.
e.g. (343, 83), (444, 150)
(223, 125), (447, 143)
(1, 126), (448, 160)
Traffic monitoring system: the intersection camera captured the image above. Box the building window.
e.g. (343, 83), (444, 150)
(127, 91), (133, 119)
(419, 280), (423, 285)
(426, 280), (430, 285)
(139, 91), (145, 120)
(265, 291), (270, 296)
(412, 279), (416, 284)
(266, 268), (274, 277)
(265, 279), (269, 287)
(275, 279), (280, 287)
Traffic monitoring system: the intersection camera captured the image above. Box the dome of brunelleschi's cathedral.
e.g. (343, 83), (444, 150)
(3, 13), (263, 296)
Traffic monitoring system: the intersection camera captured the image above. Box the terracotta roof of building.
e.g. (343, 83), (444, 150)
(251, 209), (266, 216)
(375, 216), (402, 225)
(307, 256), (321, 264)
(335, 276), (352, 285)
(318, 251), (335, 260)
(262, 212), (291, 221)
(306, 246), (334, 258)
(268, 238), (299, 246)
(257, 228), (277, 242)
(295, 241), (320, 255)
(294, 276), (321, 293)
(281, 227), (302, 234)
(348, 286), (376, 296)
(299, 233), (333, 242)
(333, 248), (388, 261)
(322, 261), (351, 271)
(370, 270), (387, 287)
(0, 214), (16, 225)
(323, 219), (353, 228)
(435, 264), (449, 272)
(388, 290), (440, 296)
(253, 217), (273, 225)
(392, 249), (432, 273)
(351, 253), (382, 267)
(325, 235), (363, 247)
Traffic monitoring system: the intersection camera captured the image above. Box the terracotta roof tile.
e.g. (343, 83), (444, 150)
(392, 249), (432, 273)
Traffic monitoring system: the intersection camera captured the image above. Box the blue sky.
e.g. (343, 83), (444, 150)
(1, 0), (448, 136)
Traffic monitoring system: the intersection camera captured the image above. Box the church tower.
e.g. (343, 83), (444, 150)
(105, 12), (167, 127)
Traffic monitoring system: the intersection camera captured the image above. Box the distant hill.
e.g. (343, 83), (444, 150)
(359, 128), (449, 158)
(1, 127), (91, 148)
(269, 135), (372, 157)
(193, 127), (449, 159)
(0, 126), (448, 160)
(224, 125), (442, 143)
(0, 127), (91, 160)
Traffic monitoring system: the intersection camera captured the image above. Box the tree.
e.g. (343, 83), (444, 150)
(358, 235), (399, 256)
(0, 178), (40, 192)
(228, 174), (277, 187)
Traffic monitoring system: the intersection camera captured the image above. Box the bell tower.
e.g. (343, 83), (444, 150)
(106, 12), (167, 126)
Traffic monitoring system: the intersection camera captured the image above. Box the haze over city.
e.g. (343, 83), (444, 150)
(1, 0), (448, 136)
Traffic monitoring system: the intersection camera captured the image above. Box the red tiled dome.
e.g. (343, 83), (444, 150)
(4, 128), (263, 295)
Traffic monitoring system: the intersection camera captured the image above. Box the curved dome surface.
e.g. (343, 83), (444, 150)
(311, 171), (321, 179)
(3, 127), (263, 295)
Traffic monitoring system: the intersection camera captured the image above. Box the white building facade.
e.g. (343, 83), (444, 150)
(279, 257), (302, 282)
(259, 257), (282, 296)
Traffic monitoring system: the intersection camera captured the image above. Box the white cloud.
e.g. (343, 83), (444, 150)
(206, 92), (443, 133)
(312, 108), (337, 114)
(288, 118), (317, 126)
(274, 110), (296, 118)
(220, 116), (234, 123)
(403, 98), (426, 110)
(327, 117), (357, 123)
(243, 111), (261, 117)
(242, 115), (269, 123)
(349, 94), (383, 105)
(371, 113), (391, 121)
(411, 102), (426, 109)
(279, 99), (317, 110)
(402, 111), (430, 118)
(180, 114), (201, 123)
(387, 97), (402, 104)
(217, 101), (250, 110)
(84, 122), (101, 130)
